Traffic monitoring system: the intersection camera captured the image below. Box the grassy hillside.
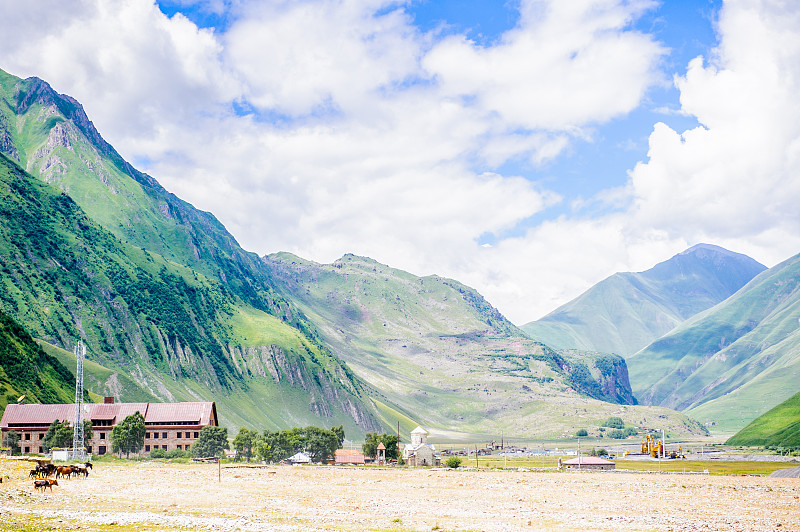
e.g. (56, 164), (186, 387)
(522, 244), (765, 356)
(727, 391), (800, 447)
(0, 152), (379, 436)
(628, 252), (800, 433)
(0, 68), (383, 436)
(264, 253), (708, 439)
(0, 310), (75, 415)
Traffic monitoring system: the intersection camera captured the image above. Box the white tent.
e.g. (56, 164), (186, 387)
(287, 451), (311, 465)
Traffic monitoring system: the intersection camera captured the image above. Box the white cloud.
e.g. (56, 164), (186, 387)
(629, 0), (800, 267)
(423, 0), (663, 131)
(14, 0), (790, 326)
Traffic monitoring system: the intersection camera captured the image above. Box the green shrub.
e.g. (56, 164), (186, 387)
(576, 429), (588, 437)
(445, 456), (462, 469)
(601, 417), (625, 429)
(165, 448), (190, 459)
(150, 448), (167, 459)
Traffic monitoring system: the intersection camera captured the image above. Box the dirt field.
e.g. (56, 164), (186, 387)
(1, 460), (799, 531)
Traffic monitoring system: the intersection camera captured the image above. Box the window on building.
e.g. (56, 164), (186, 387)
(146, 432), (150, 439)
(162, 445), (167, 450)
(24, 433), (30, 440)
(38, 446), (43, 453)
(153, 432), (158, 439)
(194, 432), (199, 438)
(176, 432), (182, 439)
(38, 433), (44, 440)
(24, 446), (30, 453)
(177, 445), (182, 450)
(145, 445), (150, 452)
(162, 432), (167, 439)
(99, 446), (106, 455)
(100, 433), (106, 440)
(87, 446), (92, 453)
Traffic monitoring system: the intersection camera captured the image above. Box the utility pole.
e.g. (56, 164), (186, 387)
(71, 341), (86, 461)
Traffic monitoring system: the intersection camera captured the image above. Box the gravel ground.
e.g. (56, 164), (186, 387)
(1, 461), (799, 531)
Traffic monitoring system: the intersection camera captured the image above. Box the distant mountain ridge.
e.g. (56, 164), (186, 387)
(521, 244), (766, 357)
(627, 252), (800, 433)
(0, 66), (710, 440)
(263, 253), (710, 439)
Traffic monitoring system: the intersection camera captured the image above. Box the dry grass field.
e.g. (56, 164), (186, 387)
(1, 459), (799, 531)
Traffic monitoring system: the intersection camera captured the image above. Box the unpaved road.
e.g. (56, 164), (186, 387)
(1, 461), (799, 531)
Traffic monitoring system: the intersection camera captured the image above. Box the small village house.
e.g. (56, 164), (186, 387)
(334, 448), (366, 465)
(562, 456), (616, 471)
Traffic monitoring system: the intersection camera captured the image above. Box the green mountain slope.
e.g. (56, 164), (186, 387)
(264, 253), (707, 439)
(627, 252), (800, 433)
(727, 391), (800, 447)
(0, 310), (75, 415)
(0, 69), (300, 328)
(522, 244), (766, 356)
(0, 146), (379, 436)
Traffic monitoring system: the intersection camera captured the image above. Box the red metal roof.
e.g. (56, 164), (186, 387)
(563, 456), (614, 465)
(0, 401), (215, 429)
(0, 403), (74, 425)
(145, 402), (214, 425)
(334, 449), (366, 464)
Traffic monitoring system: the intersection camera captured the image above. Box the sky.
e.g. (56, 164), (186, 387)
(2, 0), (800, 324)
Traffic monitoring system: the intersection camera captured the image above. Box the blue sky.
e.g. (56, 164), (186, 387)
(3, 0), (799, 323)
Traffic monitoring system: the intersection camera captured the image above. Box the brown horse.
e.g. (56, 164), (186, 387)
(34, 478), (58, 492)
(55, 465), (73, 479)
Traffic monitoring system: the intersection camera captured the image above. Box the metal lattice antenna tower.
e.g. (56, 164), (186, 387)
(72, 341), (86, 460)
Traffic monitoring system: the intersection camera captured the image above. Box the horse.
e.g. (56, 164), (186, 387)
(55, 465), (73, 480)
(33, 478), (58, 492)
(43, 463), (57, 477)
(72, 465), (89, 478)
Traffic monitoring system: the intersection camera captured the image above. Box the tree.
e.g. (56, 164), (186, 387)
(576, 429), (588, 437)
(232, 427), (256, 462)
(258, 430), (294, 463)
(331, 425), (345, 448)
(110, 411), (146, 458)
(82, 420), (93, 451)
(362, 433), (400, 460)
(445, 456), (462, 468)
(191, 426), (229, 458)
(301, 426), (339, 463)
(2, 429), (20, 454)
(42, 420), (73, 452)
(601, 417), (625, 429)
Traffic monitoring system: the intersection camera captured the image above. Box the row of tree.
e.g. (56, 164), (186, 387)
(232, 425), (344, 463)
(2, 415), (403, 464)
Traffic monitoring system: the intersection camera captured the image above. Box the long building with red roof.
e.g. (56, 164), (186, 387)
(0, 398), (217, 456)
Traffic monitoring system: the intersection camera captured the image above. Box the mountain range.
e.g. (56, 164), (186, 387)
(522, 244), (766, 357)
(2, 66), (795, 442)
(0, 69), (381, 435)
(627, 252), (800, 433)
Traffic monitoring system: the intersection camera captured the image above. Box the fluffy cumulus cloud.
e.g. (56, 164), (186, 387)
(628, 0), (800, 267)
(3, 0), (795, 324)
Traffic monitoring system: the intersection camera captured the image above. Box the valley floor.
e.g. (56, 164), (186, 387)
(1, 460), (798, 531)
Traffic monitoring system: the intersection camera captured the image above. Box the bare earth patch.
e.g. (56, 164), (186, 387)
(1, 461), (799, 531)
